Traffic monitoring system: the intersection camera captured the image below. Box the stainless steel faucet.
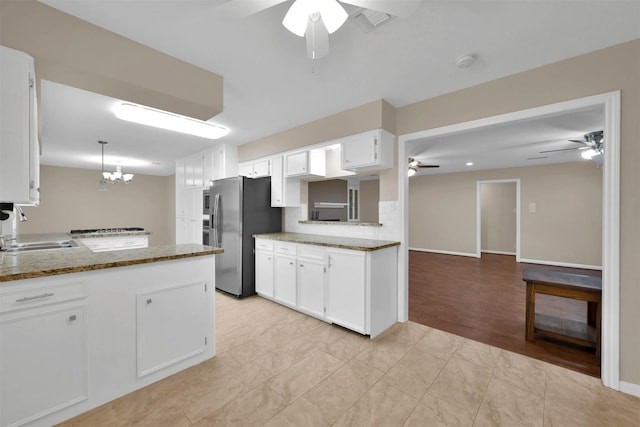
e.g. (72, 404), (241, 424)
(16, 206), (28, 222)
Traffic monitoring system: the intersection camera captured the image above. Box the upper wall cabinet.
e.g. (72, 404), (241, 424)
(0, 46), (39, 206)
(238, 158), (270, 178)
(286, 149), (326, 178)
(341, 129), (394, 172)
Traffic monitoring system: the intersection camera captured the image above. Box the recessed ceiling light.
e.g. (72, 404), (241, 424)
(114, 103), (229, 139)
(466, 162), (473, 166)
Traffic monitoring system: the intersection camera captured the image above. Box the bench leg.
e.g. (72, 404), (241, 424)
(525, 281), (536, 342)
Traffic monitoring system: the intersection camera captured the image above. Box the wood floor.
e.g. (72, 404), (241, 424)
(409, 251), (601, 377)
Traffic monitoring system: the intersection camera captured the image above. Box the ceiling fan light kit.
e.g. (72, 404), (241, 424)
(283, 0), (348, 37)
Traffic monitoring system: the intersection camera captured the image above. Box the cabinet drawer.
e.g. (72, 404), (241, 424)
(1, 282), (86, 313)
(255, 239), (274, 251)
(274, 242), (297, 255)
(298, 244), (325, 260)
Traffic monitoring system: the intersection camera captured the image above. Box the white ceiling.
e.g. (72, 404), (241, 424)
(36, 0), (640, 176)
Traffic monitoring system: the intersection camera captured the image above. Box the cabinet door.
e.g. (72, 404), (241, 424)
(271, 156), (284, 206)
(238, 162), (253, 177)
(255, 251), (275, 297)
(298, 259), (325, 318)
(326, 249), (366, 333)
(274, 254), (297, 306)
(0, 46), (39, 205)
(286, 152), (308, 177)
(341, 134), (377, 169)
(253, 159), (271, 177)
(137, 282), (208, 377)
(1, 306), (87, 427)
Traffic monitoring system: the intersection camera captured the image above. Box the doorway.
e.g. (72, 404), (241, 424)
(477, 180), (520, 259)
(398, 91), (620, 389)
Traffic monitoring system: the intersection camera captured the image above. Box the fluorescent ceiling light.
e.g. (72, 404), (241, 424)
(466, 162), (473, 166)
(114, 103), (229, 139)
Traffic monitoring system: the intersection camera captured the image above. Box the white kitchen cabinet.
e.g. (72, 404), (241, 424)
(1, 282), (87, 427)
(341, 129), (394, 172)
(184, 153), (205, 188)
(255, 249), (275, 298)
(326, 249), (367, 333)
(176, 189), (203, 245)
(254, 238), (398, 337)
(271, 155), (300, 207)
(274, 242), (297, 307)
(297, 245), (326, 319)
(205, 144), (238, 183)
(175, 159), (186, 215)
(285, 149), (326, 178)
(239, 158), (270, 178)
(137, 282), (209, 377)
(0, 45), (40, 206)
(78, 235), (149, 252)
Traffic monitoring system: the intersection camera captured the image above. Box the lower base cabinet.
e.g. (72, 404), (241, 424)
(1, 304), (87, 427)
(326, 249), (366, 333)
(298, 257), (326, 318)
(255, 250), (274, 297)
(136, 282), (209, 377)
(0, 255), (215, 427)
(254, 238), (398, 337)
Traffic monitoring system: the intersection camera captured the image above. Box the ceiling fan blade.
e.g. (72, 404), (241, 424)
(215, 0), (287, 18)
(568, 139), (589, 145)
(417, 164), (439, 168)
(539, 147), (581, 154)
(341, 0), (421, 18)
(306, 17), (330, 59)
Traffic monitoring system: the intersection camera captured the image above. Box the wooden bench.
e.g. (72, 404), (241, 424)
(522, 268), (602, 358)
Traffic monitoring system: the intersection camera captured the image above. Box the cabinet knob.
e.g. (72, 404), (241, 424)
(68, 314), (77, 322)
(289, 261), (294, 265)
(146, 298), (153, 305)
(300, 264), (304, 267)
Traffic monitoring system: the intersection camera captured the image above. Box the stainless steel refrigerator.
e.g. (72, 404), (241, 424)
(207, 176), (281, 297)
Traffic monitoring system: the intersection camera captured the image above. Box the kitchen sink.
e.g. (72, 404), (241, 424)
(0, 240), (78, 253)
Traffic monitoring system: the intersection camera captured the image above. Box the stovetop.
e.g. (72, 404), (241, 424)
(69, 227), (145, 235)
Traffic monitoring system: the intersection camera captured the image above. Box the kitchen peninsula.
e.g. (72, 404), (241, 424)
(254, 232), (400, 338)
(0, 233), (222, 427)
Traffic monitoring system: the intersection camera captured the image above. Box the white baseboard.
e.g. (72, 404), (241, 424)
(518, 258), (602, 271)
(409, 247), (478, 258)
(619, 381), (640, 398)
(481, 250), (516, 256)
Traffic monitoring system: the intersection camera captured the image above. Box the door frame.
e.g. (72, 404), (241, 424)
(476, 179), (521, 260)
(398, 90), (620, 390)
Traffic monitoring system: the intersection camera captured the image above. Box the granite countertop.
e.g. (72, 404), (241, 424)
(253, 232), (400, 251)
(0, 233), (222, 283)
(298, 220), (382, 227)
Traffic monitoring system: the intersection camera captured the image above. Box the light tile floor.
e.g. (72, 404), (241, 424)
(60, 292), (640, 426)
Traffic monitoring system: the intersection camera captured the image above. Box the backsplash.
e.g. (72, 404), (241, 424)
(283, 201), (401, 241)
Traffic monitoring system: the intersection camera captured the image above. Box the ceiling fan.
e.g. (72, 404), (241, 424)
(408, 157), (439, 176)
(219, 0), (422, 59)
(540, 130), (604, 160)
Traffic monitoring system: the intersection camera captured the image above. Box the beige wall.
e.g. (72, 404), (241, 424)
(481, 182), (517, 254)
(16, 165), (175, 246)
(410, 162), (602, 265)
(359, 180), (380, 224)
(239, 99), (396, 161)
(399, 39), (640, 384)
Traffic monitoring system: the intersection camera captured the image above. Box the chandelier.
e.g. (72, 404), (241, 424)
(98, 140), (133, 191)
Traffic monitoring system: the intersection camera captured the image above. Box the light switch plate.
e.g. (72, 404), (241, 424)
(529, 202), (537, 213)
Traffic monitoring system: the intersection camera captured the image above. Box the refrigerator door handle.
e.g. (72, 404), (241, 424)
(214, 193), (222, 247)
